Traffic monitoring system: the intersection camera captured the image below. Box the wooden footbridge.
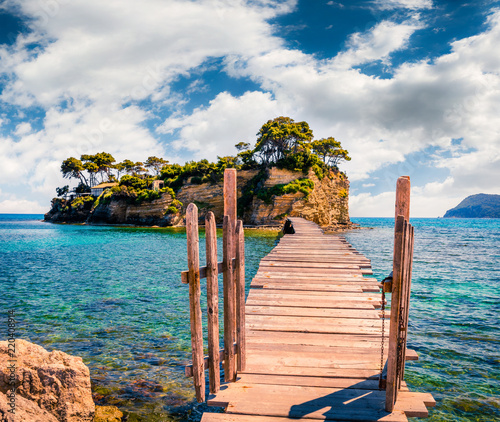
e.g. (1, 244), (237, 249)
(182, 170), (435, 422)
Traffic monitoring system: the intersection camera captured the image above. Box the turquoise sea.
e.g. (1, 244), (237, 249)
(1, 215), (499, 421)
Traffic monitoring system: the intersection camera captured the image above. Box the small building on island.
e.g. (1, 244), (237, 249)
(90, 182), (118, 197)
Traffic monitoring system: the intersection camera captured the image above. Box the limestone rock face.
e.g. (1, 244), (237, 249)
(0, 340), (95, 422)
(176, 170), (258, 224)
(45, 167), (350, 228)
(244, 168), (350, 228)
(89, 193), (182, 226)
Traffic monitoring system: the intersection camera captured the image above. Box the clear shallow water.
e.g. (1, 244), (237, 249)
(346, 218), (500, 422)
(0, 214), (278, 420)
(1, 215), (499, 421)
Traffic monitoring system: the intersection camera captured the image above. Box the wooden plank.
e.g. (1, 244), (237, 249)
(257, 267), (373, 276)
(236, 373), (381, 389)
(250, 281), (365, 292)
(205, 211), (220, 394)
(235, 220), (246, 372)
(186, 203), (205, 402)
(246, 298), (379, 310)
(251, 282), (381, 293)
(248, 289), (380, 299)
(181, 262), (223, 284)
(259, 261), (364, 270)
(185, 343), (238, 377)
(223, 215), (236, 382)
(245, 305), (381, 319)
(241, 365), (383, 379)
(246, 329), (382, 343)
(246, 314), (388, 328)
(202, 414), (377, 422)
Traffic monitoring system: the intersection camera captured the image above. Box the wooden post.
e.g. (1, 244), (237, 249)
(224, 169), (238, 340)
(395, 176), (410, 222)
(224, 168), (237, 226)
(386, 215), (404, 411)
(186, 204), (205, 402)
(386, 176), (411, 411)
(205, 211), (220, 394)
(223, 215), (236, 382)
(400, 223), (414, 384)
(235, 220), (246, 372)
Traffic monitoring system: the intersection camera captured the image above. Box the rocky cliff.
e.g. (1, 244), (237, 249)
(45, 168), (351, 228)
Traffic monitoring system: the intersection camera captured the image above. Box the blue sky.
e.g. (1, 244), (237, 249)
(0, 0), (499, 217)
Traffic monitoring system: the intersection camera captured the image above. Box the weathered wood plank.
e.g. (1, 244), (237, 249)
(223, 215), (236, 382)
(186, 203), (204, 402)
(235, 220), (246, 372)
(205, 211), (220, 394)
(246, 305), (381, 319)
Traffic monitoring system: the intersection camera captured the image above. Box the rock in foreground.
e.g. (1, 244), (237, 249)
(0, 339), (95, 422)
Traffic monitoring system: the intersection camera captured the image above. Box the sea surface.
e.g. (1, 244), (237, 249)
(1, 214), (499, 421)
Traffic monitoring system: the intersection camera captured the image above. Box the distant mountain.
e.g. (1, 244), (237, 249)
(443, 194), (500, 218)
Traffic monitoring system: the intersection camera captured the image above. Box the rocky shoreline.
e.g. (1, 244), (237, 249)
(0, 340), (124, 422)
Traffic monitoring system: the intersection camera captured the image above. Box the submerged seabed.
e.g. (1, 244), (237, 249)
(1, 215), (499, 421)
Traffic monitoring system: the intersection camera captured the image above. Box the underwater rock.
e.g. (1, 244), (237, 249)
(94, 405), (123, 422)
(0, 339), (95, 421)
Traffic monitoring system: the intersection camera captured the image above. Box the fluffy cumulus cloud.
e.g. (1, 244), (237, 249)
(159, 91), (281, 159)
(0, 0), (294, 202)
(0, 0), (499, 216)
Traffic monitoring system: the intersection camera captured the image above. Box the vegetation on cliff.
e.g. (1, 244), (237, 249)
(48, 117), (350, 225)
(443, 194), (500, 218)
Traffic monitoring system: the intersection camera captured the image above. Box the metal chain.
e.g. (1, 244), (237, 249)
(378, 285), (386, 389)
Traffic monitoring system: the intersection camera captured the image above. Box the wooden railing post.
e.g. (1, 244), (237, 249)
(205, 211), (220, 394)
(224, 168), (238, 341)
(386, 176), (411, 411)
(183, 169), (244, 399)
(224, 168), (237, 230)
(223, 215), (236, 382)
(395, 176), (410, 221)
(186, 203), (205, 402)
(235, 220), (246, 371)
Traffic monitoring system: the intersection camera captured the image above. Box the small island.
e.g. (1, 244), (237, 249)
(45, 117), (352, 229)
(443, 193), (500, 218)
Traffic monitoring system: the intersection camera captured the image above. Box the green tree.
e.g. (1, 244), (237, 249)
(118, 160), (136, 176)
(81, 152), (116, 183)
(145, 156), (168, 176)
(311, 137), (351, 167)
(56, 185), (69, 198)
(235, 142), (251, 152)
(61, 157), (89, 187)
(254, 117), (313, 165)
(83, 161), (99, 187)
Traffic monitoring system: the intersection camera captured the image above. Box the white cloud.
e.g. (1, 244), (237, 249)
(0, 198), (46, 213)
(373, 0), (433, 10)
(159, 91), (280, 160)
(350, 191), (395, 217)
(14, 122), (32, 136)
(331, 18), (423, 69)
(1, 0), (499, 217)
